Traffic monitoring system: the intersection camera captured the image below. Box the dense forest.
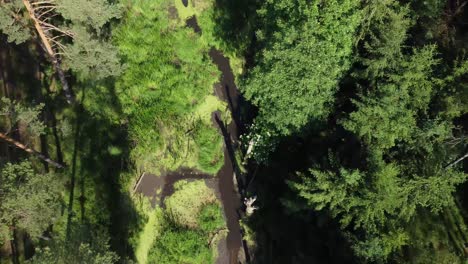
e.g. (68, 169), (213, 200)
(0, 0), (467, 263)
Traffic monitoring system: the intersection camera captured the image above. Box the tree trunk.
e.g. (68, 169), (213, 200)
(445, 152), (468, 169)
(0, 132), (64, 168)
(21, 0), (75, 104)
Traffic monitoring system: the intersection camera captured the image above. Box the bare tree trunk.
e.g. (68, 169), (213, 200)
(0, 132), (64, 168)
(445, 152), (468, 169)
(22, 0), (75, 104)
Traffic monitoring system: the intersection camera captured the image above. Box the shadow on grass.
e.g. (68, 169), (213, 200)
(0, 35), (142, 262)
(60, 81), (141, 262)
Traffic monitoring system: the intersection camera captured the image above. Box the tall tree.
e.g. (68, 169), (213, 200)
(0, 161), (63, 243)
(27, 225), (119, 264)
(286, 0), (468, 262)
(242, 0), (362, 157)
(0, 0), (122, 103)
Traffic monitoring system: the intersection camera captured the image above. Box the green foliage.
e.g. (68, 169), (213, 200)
(291, 160), (467, 261)
(0, 0), (31, 44)
(148, 182), (225, 264)
(115, 0), (225, 174)
(193, 124), (224, 174)
(197, 203), (225, 233)
(0, 161), (63, 242)
(243, 0), (362, 137)
(343, 46), (438, 150)
(352, 231), (409, 262)
(1, 0), (121, 80)
(63, 25), (122, 80)
(165, 180), (217, 228)
(56, 0), (122, 80)
(357, 0), (412, 80)
(56, 0), (121, 31)
(147, 223), (213, 264)
(0, 97), (46, 136)
(27, 225), (119, 264)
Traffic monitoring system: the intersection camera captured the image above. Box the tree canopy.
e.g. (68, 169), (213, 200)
(0, 161), (63, 243)
(243, 0), (361, 138)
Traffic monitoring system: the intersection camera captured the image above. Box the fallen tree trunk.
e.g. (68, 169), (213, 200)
(0, 132), (64, 169)
(22, 0), (75, 104)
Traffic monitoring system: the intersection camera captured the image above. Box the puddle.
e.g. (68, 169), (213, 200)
(186, 16), (202, 34)
(133, 173), (165, 207)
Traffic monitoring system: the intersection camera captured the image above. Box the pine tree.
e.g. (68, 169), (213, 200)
(0, 161), (63, 243)
(0, 0), (122, 103)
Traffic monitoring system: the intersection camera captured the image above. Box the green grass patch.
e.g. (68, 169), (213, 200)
(175, 0), (246, 78)
(165, 180), (217, 228)
(147, 180), (225, 264)
(147, 223), (214, 264)
(197, 203), (225, 232)
(115, 0), (227, 175)
(135, 209), (163, 264)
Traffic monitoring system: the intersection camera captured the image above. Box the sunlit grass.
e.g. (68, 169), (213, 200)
(135, 208), (162, 264)
(115, 0), (226, 175)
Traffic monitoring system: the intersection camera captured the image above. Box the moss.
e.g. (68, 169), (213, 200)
(165, 180), (217, 228)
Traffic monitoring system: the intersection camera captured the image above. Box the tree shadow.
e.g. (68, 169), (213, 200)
(58, 81), (141, 261)
(0, 35), (142, 262)
(243, 127), (360, 263)
(210, 0), (259, 65)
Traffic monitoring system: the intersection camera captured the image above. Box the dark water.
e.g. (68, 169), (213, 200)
(186, 16), (201, 34)
(185, 12), (244, 263)
(210, 48), (244, 263)
(160, 169), (211, 205)
(134, 173), (165, 206)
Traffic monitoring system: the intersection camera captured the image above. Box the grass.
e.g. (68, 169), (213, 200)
(135, 209), (163, 264)
(115, 0), (228, 176)
(148, 180), (225, 264)
(165, 180), (218, 228)
(175, 0), (245, 78)
(114, 0), (250, 262)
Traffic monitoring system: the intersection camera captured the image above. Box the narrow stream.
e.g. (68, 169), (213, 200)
(185, 13), (244, 264)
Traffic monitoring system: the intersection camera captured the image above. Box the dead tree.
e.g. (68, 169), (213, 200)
(22, 0), (75, 104)
(0, 132), (64, 168)
(244, 196), (258, 216)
